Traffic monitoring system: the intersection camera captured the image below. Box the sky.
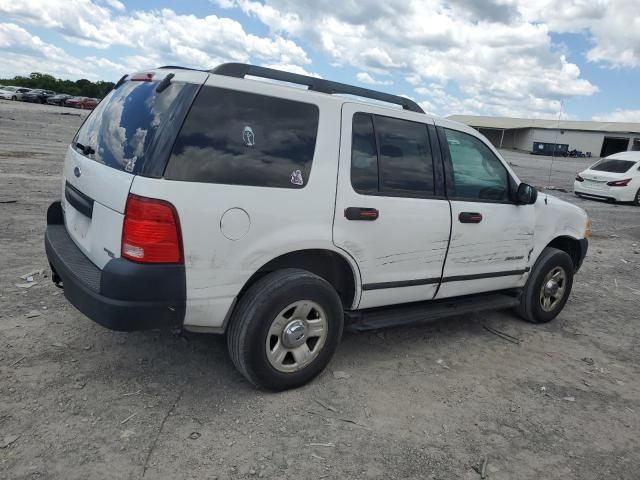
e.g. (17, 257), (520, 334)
(0, 0), (639, 122)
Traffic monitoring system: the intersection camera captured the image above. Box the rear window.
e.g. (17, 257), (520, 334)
(591, 159), (636, 173)
(164, 87), (319, 189)
(72, 79), (200, 177)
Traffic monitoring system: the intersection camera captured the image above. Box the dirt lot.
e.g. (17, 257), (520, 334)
(1, 100), (639, 480)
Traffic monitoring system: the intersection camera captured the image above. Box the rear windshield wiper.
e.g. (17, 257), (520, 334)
(156, 73), (175, 93)
(75, 142), (95, 156)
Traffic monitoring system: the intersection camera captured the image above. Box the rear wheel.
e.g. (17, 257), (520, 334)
(227, 269), (343, 391)
(633, 188), (640, 206)
(516, 247), (574, 323)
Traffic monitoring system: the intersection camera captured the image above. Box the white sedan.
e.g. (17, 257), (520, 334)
(574, 151), (640, 205)
(0, 86), (31, 100)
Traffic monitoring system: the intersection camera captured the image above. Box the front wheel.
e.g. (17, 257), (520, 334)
(516, 247), (574, 323)
(227, 269), (343, 391)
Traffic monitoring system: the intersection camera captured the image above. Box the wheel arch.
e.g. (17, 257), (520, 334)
(545, 236), (585, 270)
(238, 249), (359, 310)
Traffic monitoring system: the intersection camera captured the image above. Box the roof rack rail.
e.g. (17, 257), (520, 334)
(210, 63), (424, 114)
(157, 66), (207, 72)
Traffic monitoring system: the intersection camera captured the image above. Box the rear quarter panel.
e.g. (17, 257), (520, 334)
(131, 77), (358, 329)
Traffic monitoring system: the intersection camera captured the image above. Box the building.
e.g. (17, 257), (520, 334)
(448, 115), (640, 158)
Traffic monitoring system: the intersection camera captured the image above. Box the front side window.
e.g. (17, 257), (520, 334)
(350, 113), (435, 196)
(165, 87), (319, 189)
(444, 129), (509, 201)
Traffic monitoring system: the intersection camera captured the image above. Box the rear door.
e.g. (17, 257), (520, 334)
(333, 103), (451, 309)
(62, 69), (207, 268)
(435, 120), (535, 299)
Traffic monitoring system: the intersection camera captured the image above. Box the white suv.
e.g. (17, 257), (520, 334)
(45, 64), (590, 390)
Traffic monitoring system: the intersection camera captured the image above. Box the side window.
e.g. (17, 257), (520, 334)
(444, 129), (509, 201)
(165, 87), (319, 188)
(350, 113), (435, 196)
(351, 113), (378, 193)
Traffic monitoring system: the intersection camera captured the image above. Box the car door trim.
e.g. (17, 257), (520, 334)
(362, 268), (529, 291)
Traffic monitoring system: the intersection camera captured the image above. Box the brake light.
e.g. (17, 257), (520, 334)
(122, 194), (183, 263)
(606, 178), (631, 187)
(575, 174), (584, 182)
(130, 72), (155, 82)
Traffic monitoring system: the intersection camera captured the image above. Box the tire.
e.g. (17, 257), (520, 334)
(633, 188), (640, 206)
(516, 247), (574, 324)
(11, 96), (16, 101)
(227, 269), (344, 391)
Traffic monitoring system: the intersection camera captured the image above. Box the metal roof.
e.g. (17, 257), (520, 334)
(447, 115), (640, 134)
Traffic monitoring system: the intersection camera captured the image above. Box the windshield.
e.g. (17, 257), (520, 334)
(591, 159), (636, 173)
(73, 78), (200, 177)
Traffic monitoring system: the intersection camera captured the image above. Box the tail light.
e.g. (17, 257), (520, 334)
(130, 72), (155, 82)
(575, 174), (584, 182)
(122, 194), (183, 264)
(606, 178), (631, 187)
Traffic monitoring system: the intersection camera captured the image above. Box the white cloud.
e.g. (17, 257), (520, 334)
(592, 109), (640, 123)
(0, 1), (312, 72)
(356, 72), (393, 86)
(101, 0), (125, 11)
(520, 0), (640, 68)
(217, 0), (598, 117)
(0, 23), (117, 79)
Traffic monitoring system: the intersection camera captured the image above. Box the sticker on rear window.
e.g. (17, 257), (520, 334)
(125, 157), (137, 173)
(242, 126), (255, 147)
(290, 169), (304, 186)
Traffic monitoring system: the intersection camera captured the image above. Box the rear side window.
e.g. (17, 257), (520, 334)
(165, 87), (319, 188)
(351, 113), (435, 196)
(73, 79), (200, 177)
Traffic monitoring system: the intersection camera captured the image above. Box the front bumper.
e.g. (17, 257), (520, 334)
(44, 201), (186, 331)
(576, 238), (588, 272)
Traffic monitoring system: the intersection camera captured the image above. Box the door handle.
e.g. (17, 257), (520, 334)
(459, 212), (483, 223)
(345, 207), (379, 221)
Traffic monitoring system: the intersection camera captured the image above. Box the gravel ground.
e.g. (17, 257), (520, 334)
(1, 100), (639, 480)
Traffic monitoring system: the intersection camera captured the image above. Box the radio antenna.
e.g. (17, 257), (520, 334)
(546, 99), (564, 188)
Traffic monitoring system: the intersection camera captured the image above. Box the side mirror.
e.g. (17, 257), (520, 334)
(516, 183), (537, 205)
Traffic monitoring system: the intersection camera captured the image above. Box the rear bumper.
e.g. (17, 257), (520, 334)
(44, 201), (186, 331)
(574, 182), (633, 202)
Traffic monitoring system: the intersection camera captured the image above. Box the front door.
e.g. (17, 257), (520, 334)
(333, 103), (452, 309)
(434, 122), (535, 299)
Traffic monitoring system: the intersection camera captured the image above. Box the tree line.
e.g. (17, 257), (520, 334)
(0, 72), (115, 98)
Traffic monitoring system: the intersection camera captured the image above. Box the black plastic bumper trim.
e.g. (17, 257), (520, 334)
(44, 201), (186, 331)
(576, 238), (588, 271)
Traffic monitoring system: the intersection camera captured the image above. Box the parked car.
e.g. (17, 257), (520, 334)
(44, 64), (590, 390)
(47, 93), (73, 106)
(574, 151), (640, 205)
(64, 96), (98, 109)
(0, 86), (31, 100)
(21, 89), (56, 103)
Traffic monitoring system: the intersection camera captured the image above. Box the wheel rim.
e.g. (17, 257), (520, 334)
(266, 300), (328, 373)
(539, 266), (567, 312)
